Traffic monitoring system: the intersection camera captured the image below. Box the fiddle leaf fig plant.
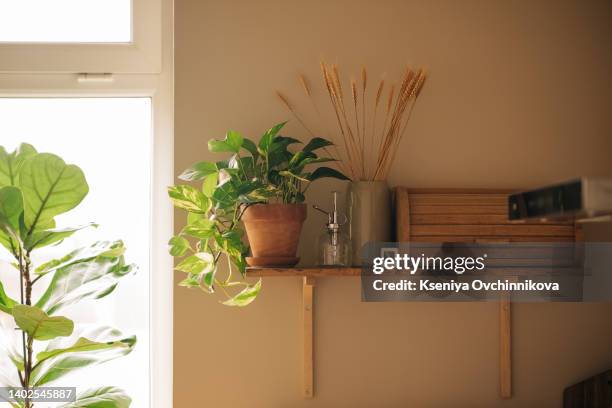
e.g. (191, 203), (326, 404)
(169, 121), (348, 305)
(0, 143), (136, 408)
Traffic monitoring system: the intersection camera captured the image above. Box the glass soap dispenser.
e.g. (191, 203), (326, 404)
(313, 191), (352, 266)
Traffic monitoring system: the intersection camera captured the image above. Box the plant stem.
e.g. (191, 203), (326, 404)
(14, 248), (35, 408)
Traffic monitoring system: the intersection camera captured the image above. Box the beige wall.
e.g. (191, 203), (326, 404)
(174, 1), (612, 406)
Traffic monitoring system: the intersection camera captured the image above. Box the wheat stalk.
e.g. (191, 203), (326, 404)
(299, 73), (323, 120)
(276, 91), (316, 138)
(376, 83), (395, 171)
(351, 78), (364, 178)
(381, 71), (427, 179)
(361, 66), (367, 178)
(331, 65), (362, 177)
(277, 63), (426, 181)
(375, 79), (411, 178)
(375, 71), (415, 179)
(369, 79), (384, 179)
(299, 73), (311, 97)
(298, 72), (351, 176)
(321, 62), (358, 180)
(375, 69), (426, 180)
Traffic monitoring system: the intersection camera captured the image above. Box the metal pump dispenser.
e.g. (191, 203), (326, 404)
(313, 191), (351, 266)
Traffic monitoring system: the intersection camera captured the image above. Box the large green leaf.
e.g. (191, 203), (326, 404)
(32, 326), (136, 386)
(35, 240), (123, 276)
(215, 229), (247, 261)
(25, 222), (97, 251)
(178, 274), (203, 289)
(0, 186), (23, 231)
(175, 252), (214, 275)
(168, 185), (209, 213)
(36, 335), (136, 365)
(298, 157), (336, 167)
(212, 181), (239, 207)
(241, 137), (259, 158)
(18, 153), (88, 234)
(181, 218), (215, 240)
(267, 147), (293, 168)
(0, 280), (17, 314)
(168, 235), (191, 257)
(0, 186), (24, 253)
(288, 151), (311, 168)
(34, 356), (98, 386)
(201, 173), (218, 197)
(12, 305), (74, 341)
(35, 241), (135, 314)
(274, 136), (302, 147)
(0, 143), (37, 187)
(257, 122), (286, 155)
(302, 137), (334, 152)
(178, 161), (218, 181)
(222, 279), (262, 307)
(58, 386), (131, 408)
(307, 166), (350, 182)
(208, 130), (243, 153)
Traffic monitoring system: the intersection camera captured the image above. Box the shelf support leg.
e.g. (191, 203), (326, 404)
(499, 295), (512, 399)
(303, 276), (315, 398)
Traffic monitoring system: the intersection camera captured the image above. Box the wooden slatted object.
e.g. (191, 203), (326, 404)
(394, 187), (581, 399)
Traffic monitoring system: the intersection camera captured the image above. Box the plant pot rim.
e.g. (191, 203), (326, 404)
(242, 202), (307, 221)
(246, 202), (307, 208)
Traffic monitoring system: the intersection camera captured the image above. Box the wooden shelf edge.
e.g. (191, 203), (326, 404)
(247, 267), (361, 277)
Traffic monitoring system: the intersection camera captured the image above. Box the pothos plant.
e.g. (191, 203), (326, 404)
(168, 121), (348, 306)
(0, 144), (136, 408)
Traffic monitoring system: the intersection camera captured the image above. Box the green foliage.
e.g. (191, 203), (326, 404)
(36, 335), (135, 363)
(58, 386), (131, 408)
(221, 279), (262, 307)
(0, 143), (37, 187)
(31, 327), (136, 386)
(0, 143), (136, 407)
(12, 305), (74, 341)
(35, 240), (135, 314)
(169, 121), (348, 306)
(19, 153), (88, 232)
(0, 281), (17, 314)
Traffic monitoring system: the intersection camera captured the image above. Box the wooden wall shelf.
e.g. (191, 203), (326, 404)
(247, 266), (360, 277)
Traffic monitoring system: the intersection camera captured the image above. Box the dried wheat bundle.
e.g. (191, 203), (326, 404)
(276, 63), (427, 181)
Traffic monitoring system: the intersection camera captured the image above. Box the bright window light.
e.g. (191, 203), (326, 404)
(0, 98), (151, 406)
(0, 0), (131, 43)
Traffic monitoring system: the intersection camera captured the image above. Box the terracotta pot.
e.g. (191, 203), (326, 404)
(242, 203), (307, 267)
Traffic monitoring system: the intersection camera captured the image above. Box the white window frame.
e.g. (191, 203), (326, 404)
(0, 1), (173, 407)
(0, 0), (161, 73)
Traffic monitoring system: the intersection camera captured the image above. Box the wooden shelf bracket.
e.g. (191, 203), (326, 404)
(499, 294), (512, 399)
(303, 276), (315, 398)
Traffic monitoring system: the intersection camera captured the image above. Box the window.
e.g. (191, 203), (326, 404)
(0, 98), (152, 406)
(0, 0), (132, 43)
(0, 0), (173, 406)
(0, 0), (161, 73)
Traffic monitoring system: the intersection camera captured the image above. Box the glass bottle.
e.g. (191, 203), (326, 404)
(314, 191), (352, 266)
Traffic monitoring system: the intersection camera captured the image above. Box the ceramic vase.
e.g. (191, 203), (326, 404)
(347, 181), (391, 265)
